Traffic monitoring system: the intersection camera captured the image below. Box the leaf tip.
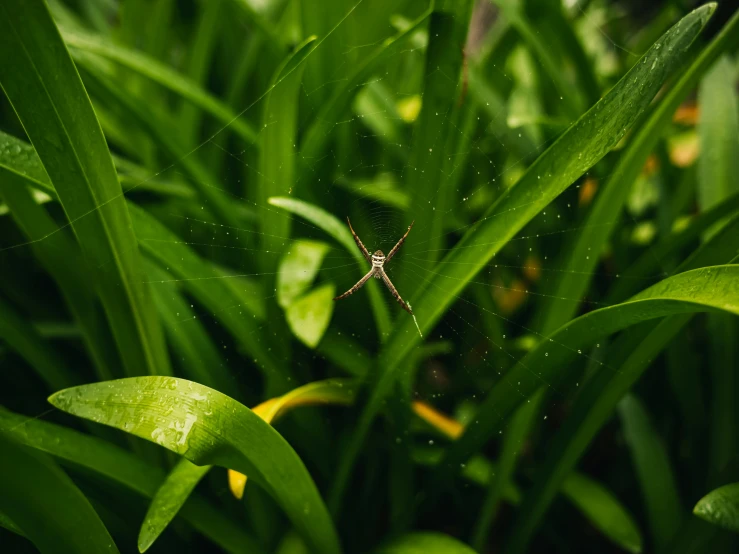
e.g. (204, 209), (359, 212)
(137, 531), (153, 553)
(47, 388), (69, 410)
(692, 497), (708, 517)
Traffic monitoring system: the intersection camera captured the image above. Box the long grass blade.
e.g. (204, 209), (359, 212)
(0, 0), (170, 377)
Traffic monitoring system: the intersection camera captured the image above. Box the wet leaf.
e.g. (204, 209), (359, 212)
(48, 377), (341, 554)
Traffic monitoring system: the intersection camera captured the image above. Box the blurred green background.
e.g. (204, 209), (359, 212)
(0, 0), (738, 553)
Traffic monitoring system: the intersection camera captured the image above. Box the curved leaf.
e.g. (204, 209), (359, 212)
(375, 532), (476, 554)
(0, 510), (25, 538)
(0, 431), (119, 554)
(48, 377), (342, 554)
(694, 482), (739, 533)
(330, 5), (716, 509)
(608, 196), (739, 303)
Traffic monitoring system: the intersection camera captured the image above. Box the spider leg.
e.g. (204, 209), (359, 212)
(347, 217), (372, 264)
(378, 268), (413, 315)
(385, 220), (414, 263)
(333, 268), (376, 301)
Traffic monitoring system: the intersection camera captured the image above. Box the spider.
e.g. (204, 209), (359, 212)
(334, 218), (415, 315)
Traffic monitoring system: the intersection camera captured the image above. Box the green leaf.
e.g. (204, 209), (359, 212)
(375, 532), (476, 554)
(0, 408), (262, 554)
(0, 0), (170, 377)
(62, 28), (259, 145)
(48, 377), (341, 554)
(0, 431), (119, 554)
(560, 472), (643, 553)
(139, 459), (210, 553)
(269, 196), (391, 336)
(618, 394), (682, 549)
(285, 283), (336, 348)
(259, 37), (316, 268)
(382, 0), (716, 369)
(0, 510), (25, 538)
(331, 5), (717, 509)
(694, 482), (739, 533)
(278, 240), (331, 308)
(537, 7), (739, 334)
(698, 56), (739, 213)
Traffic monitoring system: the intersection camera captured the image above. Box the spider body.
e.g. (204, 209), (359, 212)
(334, 219), (415, 315)
(372, 250), (385, 273)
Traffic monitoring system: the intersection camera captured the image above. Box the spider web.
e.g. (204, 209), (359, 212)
(0, 0), (675, 536)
